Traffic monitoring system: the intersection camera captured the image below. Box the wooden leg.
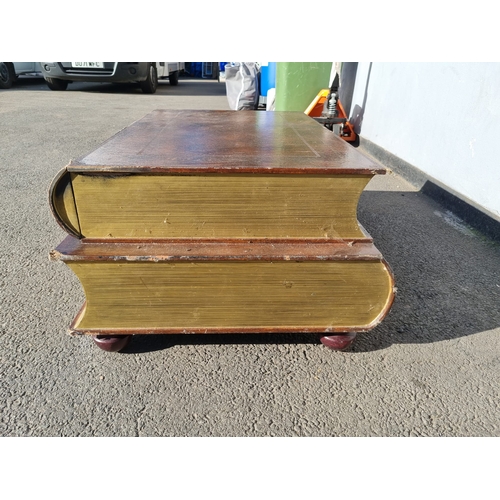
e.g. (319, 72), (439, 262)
(320, 332), (357, 351)
(92, 335), (131, 352)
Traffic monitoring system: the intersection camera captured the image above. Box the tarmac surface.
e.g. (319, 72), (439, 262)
(1, 76), (499, 437)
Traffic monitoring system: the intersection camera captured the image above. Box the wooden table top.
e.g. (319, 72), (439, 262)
(68, 110), (386, 175)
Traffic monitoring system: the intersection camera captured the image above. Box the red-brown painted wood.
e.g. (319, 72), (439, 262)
(92, 335), (131, 352)
(67, 110), (386, 176)
(320, 333), (357, 350)
(50, 235), (386, 263)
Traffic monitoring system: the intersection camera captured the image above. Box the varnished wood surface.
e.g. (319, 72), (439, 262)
(68, 110), (386, 175)
(51, 235), (385, 262)
(67, 259), (394, 332)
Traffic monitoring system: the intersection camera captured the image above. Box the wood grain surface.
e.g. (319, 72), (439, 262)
(69, 110), (386, 175)
(50, 235), (381, 262)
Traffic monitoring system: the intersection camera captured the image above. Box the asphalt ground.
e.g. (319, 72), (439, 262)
(1, 75), (499, 441)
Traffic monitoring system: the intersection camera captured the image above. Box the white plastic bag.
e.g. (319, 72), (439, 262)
(224, 62), (260, 110)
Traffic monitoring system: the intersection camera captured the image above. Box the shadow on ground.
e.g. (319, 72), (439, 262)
(355, 189), (500, 352)
(4, 76), (226, 97)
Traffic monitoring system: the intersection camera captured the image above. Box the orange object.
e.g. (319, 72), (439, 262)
(304, 89), (330, 118)
(304, 89), (329, 117)
(305, 89), (357, 142)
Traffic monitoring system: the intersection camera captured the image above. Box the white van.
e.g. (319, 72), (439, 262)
(0, 62), (42, 89)
(39, 62), (185, 93)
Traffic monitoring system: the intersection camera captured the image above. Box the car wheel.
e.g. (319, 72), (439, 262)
(168, 70), (179, 86)
(45, 77), (69, 91)
(0, 62), (15, 89)
(140, 64), (158, 94)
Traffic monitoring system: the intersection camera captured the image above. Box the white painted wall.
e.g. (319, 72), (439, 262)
(349, 62), (500, 220)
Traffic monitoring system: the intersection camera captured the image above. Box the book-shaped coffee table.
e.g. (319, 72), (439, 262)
(49, 110), (395, 351)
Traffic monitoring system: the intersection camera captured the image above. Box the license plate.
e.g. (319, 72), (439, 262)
(71, 62), (104, 68)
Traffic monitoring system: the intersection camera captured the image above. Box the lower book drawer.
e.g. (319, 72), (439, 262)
(50, 236), (395, 335)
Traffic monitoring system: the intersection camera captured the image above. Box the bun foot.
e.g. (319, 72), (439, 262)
(320, 332), (357, 351)
(92, 335), (131, 352)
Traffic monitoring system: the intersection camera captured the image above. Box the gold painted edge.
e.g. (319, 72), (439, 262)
(67, 260), (396, 336)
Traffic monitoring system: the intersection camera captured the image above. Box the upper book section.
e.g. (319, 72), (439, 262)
(68, 110), (386, 175)
(50, 110), (386, 240)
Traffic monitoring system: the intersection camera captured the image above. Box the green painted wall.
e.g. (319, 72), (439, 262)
(274, 62), (333, 112)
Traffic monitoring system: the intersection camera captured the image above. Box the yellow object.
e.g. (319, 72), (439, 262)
(304, 89), (329, 117)
(64, 173), (372, 239)
(68, 260), (393, 331)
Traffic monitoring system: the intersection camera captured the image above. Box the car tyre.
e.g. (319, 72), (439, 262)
(0, 62), (15, 89)
(168, 70), (179, 86)
(45, 77), (69, 91)
(140, 64), (158, 94)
